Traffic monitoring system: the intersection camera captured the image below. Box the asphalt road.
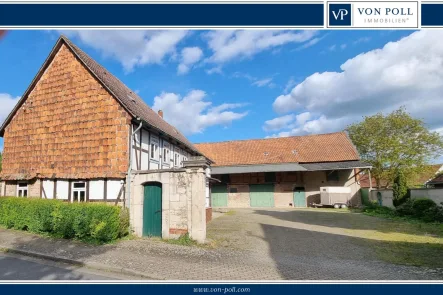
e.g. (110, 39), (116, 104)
(0, 253), (130, 280)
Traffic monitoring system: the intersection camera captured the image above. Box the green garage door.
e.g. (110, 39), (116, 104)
(211, 185), (228, 207)
(250, 184), (275, 207)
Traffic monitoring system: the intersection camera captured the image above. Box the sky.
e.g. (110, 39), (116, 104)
(1, 30), (443, 159)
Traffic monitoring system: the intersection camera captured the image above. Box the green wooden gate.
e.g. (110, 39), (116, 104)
(143, 183), (162, 237)
(211, 185), (228, 207)
(250, 184), (275, 207)
(293, 187), (306, 207)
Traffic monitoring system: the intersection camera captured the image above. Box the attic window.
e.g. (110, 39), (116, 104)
(127, 95), (136, 102)
(292, 150), (297, 154)
(264, 152), (269, 156)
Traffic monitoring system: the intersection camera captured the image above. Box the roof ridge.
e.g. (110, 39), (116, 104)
(194, 131), (347, 145)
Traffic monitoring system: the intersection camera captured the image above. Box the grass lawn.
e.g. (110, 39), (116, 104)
(346, 212), (443, 268)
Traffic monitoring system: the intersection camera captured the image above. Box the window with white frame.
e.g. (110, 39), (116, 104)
(17, 182), (28, 198)
(174, 148), (181, 167)
(163, 142), (170, 163)
(72, 182), (86, 203)
(150, 136), (160, 161)
(170, 146), (175, 164)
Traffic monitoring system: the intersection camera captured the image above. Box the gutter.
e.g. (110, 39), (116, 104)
(126, 120), (142, 209)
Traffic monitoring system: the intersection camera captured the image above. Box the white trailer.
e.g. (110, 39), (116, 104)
(316, 187), (352, 209)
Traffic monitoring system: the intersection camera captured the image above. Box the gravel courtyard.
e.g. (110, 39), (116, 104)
(207, 208), (443, 280)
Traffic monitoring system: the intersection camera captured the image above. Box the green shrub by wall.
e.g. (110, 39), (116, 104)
(0, 197), (129, 243)
(364, 198), (443, 223)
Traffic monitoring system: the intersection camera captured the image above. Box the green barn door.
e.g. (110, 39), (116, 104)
(293, 187), (306, 208)
(211, 185), (228, 207)
(143, 183), (162, 237)
(250, 184), (275, 207)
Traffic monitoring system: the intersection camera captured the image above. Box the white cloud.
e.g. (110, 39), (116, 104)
(205, 30), (317, 64)
(62, 30), (188, 72)
(269, 31), (443, 136)
(353, 37), (371, 45)
(252, 78), (274, 88)
(177, 47), (203, 75)
(263, 112), (312, 133)
(0, 93), (20, 126)
(232, 72), (277, 88)
(152, 90), (248, 135)
(263, 114), (295, 132)
(284, 77), (298, 93)
(295, 35), (327, 51)
(206, 66), (223, 75)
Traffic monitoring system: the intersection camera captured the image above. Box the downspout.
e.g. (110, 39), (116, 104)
(126, 120), (143, 209)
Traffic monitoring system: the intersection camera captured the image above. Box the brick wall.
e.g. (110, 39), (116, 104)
(1, 44), (131, 180)
(274, 183), (295, 207)
(3, 180), (41, 197)
(213, 169), (361, 208)
(227, 184), (250, 207)
(5, 181), (16, 196)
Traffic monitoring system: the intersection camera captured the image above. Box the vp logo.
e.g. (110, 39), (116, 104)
(329, 3), (352, 26)
(332, 9), (349, 20)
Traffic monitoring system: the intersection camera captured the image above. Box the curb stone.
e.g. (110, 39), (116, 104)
(0, 246), (163, 280)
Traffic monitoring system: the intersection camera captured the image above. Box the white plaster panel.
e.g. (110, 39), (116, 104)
(43, 180), (54, 199)
(56, 180), (69, 200)
(89, 180), (104, 200)
(107, 180), (123, 200)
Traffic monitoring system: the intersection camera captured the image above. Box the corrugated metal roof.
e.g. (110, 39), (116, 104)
(300, 161), (372, 171)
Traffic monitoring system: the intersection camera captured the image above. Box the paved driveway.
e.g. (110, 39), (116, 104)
(207, 208), (443, 280)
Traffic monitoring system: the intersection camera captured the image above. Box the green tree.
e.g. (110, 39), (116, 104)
(347, 108), (443, 188)
(392, 169), (408, 205)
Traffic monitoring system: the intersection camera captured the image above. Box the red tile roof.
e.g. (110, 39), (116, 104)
(428, 174), (443, 184)
(195, 132), (360, 167)
(359, 164), (443, 188)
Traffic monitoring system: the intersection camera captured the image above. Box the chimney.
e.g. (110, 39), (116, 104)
(158, 110), (164, 118)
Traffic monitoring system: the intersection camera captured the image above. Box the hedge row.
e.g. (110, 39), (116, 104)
(364, 198), (443, 223)
(0, 197), (129, 243)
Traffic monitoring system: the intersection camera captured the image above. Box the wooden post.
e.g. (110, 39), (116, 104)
(368, 169), (373, 190)
(68, 180), (72, 203)
(104, 178), (108, 201)
(53, 179), (57, 199)
(86, 180), (90, 202)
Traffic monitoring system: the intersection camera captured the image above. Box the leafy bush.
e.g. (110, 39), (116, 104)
(363, 203), (396, 218)
(396, 199), (415, 216)
(0, 197), (129, 243)
(411, 198), (438, 217)
(362, 198), (443, 223)
(395, 198), (442, 223)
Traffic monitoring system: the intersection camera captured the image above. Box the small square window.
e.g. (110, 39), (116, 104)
(326, 170), (340, 182)
(17, 182), (28, 198)
(72, 182), (86, 203)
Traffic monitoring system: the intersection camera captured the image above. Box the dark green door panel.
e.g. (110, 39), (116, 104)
(211, 185), (228, 207)
(293, 188), (306, 208)
(250, 184), (274, 207)
(143, 183), (162, 237)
